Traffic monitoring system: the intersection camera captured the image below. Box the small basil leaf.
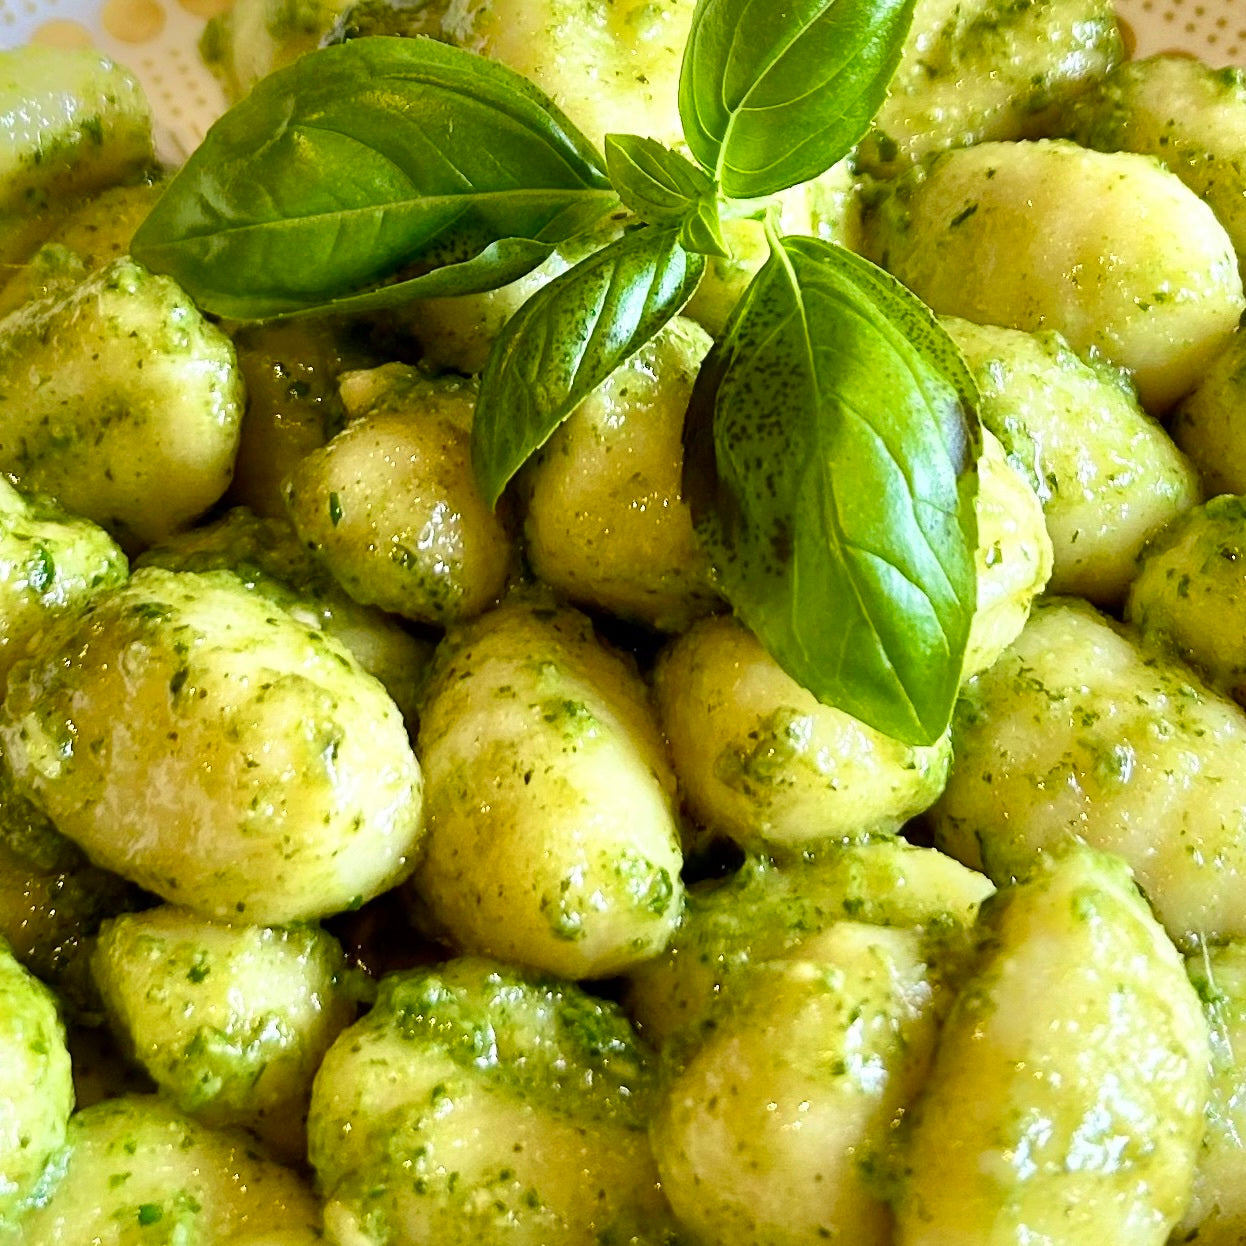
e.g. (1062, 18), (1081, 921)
(679, 0), (916, 198)
(131, 37), (616, 318)
(605, 134), (729, 259)
(678, 195), (730, 258)
(473, 225), (706, 508)
(683, 235), (979, 746)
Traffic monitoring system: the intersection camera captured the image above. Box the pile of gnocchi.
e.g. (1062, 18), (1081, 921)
(3, 0), (1246, 1241)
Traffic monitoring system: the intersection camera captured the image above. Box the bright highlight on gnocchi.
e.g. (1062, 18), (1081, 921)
(2, 0), (1246, 1242)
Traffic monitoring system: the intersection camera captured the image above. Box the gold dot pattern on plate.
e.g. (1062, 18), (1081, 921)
(177, 0), (229, 20)
(1116, 0), (1246, 60)
(101, 0), (164, 43)
(29, 15), (92, 42)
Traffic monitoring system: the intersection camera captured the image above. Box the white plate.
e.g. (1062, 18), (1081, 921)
(0, 0), (1243, 161)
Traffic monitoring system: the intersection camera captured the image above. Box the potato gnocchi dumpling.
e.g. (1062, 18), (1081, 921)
(895, 848), (1209, 1246)
(626, 842), (993, 1048)
(962, 426), (1054, 677)
(0, 938), (73, 1236)
(1127, 495), (1246, 705)
(946, 317), (1200, 605)
(0, 257), (244, 548)
(413, 598), (683, 977)
(1064, 55), (1246, 271)
(653, 923), (946, 1245)
(309, 957), (681, 1245)
(654, 613), (953, 854)
(0, 477), (128, 692)
(859, 0), (1122, 177)
(0, 567), (424, 925)
(0, 47), (152, 234)
(436, 0), (694, 152)
(92, 906), (358, 1160)
(1171, 327), (1246, 498)
(0, 180), (163, 318)
(285, 365), (512, 627)
(523, 316), (718, 632)
(201, 0), (354, 100)
(866, 139), (1245, 412)
(14, 1094), (324, 1245)
(933, 598), (1246, 947)
(1180, 942), (1246, 1245)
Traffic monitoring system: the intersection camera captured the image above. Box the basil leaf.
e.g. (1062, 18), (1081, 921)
(683, 235), (979, 746)
(604, 133), (728, 258)
(679, 0), (916, 198)
(173, 235), (567, 323)
(473, 225), (706, 508)
(131, 37), (616, 318)
(678, 196), (730, 258)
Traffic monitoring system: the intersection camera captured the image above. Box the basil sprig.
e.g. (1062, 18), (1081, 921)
(684, 236), (979, 744)
(131, 37), (616, 319)
(603, 135), (728, 258)
(131, 0), (979, 743)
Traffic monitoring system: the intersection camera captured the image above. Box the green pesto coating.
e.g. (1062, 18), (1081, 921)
(92, 906), (358, 1162)
(0, 938), (74, 1238)
(946, 317), (1199, 605)
(933, 598), (1246, 948)
(0, 46), (152, 220)
(1064, 56), (1246, 273)
(626, 842), (992, 1050)
(139, 506), (432, 723)
(1180, 942), (1246, 1244)
(14, 1094), (322, 1245)
(0, 566), (423, 925)
(860, 0), (1122, 177)
(0, 256), (243, 548)
(895, 849), (1208, 1246)
(309, 957), (681, 1245)
(1127, 495), (1246, 706)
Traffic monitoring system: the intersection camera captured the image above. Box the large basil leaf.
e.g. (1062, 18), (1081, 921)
(683, 235), (979, 745)
(679, 0), (916, 198)
(131, 37), (617, 318)
(473, 225), (705, 508)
